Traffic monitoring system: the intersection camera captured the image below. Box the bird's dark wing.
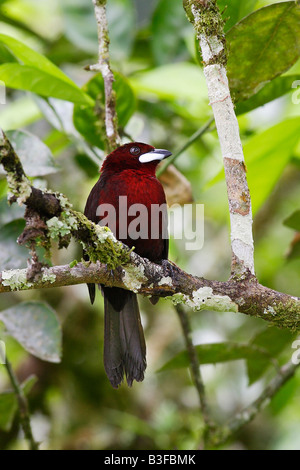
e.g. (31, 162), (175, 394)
(84, 179), (103, 304)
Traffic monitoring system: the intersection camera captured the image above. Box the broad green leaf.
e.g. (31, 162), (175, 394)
(244, 118), (300, 213)
(0, 63), (92, 105)
(0, 43), (17, 64)
(0, 392), (18, 431)
(284, 210), (300, 232)
(0, 301), (62, 363)
(158, 342), (273, 372)
(246, 327), (296, 385)
(73, 72), (136, 149)
(4, 130), (59, 177)
(0, 219), (28, 270)
(227, 2), (300, 102)
(152, 0), (190, 65)
(0, 33), (76, 86)
(235, 75), (299, 115)
(220, 0), (257, 31)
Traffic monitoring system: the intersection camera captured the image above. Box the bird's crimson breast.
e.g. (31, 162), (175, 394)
(96, 169), (168, 263)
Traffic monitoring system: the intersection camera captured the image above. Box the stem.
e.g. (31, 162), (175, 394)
(156, 117), (215, 177)
(90, 0), (120, 152)
(209, 361), (300, 448)
(4, 358), (39, 450)
(175, 304), (215, 443)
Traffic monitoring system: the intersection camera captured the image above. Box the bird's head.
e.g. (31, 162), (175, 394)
(101, 142), (172, 175)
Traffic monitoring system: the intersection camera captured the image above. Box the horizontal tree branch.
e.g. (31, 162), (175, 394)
(1, 255), (300, 330)
(1, 127), (300, 330)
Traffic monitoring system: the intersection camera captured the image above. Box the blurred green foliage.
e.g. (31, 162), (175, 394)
(0, 0), (300, 450)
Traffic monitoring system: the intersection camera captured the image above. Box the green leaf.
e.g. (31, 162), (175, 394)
(0, 392), (18, 431)
(208, 118), (300, 213)
(235, 75), (299, 115)
(244, 117), (300, 213)
(73, 72), (136, 149)
(0, 33), (76, 86)
(5, 130), (59, 177)
(0, 301), (62, 363)
(21, 374), (38, 395)
(246, 327), (295, 385)
(151, 0), (190, 65)
(219, 0), (257, 32)
(158, 342), (272, 372)
(227, 2), (300, 102)
(0, 63), (92, 104)
(0, 219), (28, 270)
(284, 210), (300, 231)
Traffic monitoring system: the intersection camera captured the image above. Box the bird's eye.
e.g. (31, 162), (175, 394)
(130, 146), (140, 156)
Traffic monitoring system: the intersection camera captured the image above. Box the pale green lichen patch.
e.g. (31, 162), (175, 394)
(158, 276), (173, 287)
(187, 287), (238, 312)
(41, 268), (56, 284)
(6, 173), (32, 206)
(2, 269), (33, 291)
(166, 287), (238, 313)
(123, 263), (147, 293)
(264, 305), (276, 316)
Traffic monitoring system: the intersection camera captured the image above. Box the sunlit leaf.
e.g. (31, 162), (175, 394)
(0, 63), (92, 104)
(244, 117), (300, 213)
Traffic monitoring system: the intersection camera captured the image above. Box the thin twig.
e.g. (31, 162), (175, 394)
(209, 361), (300, 447)
(4, 357), (39, 450)
(89, 0), (120, 152)
(156, 116), (215, 177)
(175, 304), (216, 441)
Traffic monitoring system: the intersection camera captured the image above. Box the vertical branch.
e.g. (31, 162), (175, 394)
(90, 0), (121, 152)
(183, 0), (255, 276)
(175, 305), (216, 445)
(4, 357), (39, 450)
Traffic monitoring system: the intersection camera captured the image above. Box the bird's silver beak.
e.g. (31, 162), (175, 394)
(139, 148), (172, 163)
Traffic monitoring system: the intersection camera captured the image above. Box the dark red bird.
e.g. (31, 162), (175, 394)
(84, 142), (172, 388)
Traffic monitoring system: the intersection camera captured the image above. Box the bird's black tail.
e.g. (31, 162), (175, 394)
(102, 286), (146, 388)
